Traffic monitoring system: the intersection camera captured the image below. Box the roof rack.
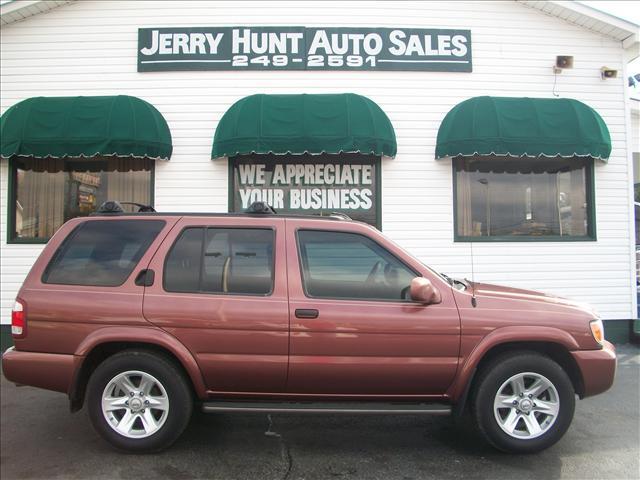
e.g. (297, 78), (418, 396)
(92, 200), (352, 222)
(244, 202), (351, 221)
(244, 201), (277, 214)
(93, 201), (156, 215)
(326, 212), (352, 221)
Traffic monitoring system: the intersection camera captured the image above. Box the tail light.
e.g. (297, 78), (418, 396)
(11, 300), (25, 338)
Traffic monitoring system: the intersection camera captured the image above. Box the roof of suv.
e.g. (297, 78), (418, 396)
(91, 212), (353, 222)
(89, 200), (356, 223)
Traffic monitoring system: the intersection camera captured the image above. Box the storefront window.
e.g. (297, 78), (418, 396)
(229, 153), (381, 228)
(454, 157), (595, 241)
(10, 157), (153, 242)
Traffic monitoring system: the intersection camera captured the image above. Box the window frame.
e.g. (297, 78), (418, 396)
(451, 157), (597, 243)
(295, 228), (420, 303)
(6, 156), (156, 244)
(162, 226), (277, 297)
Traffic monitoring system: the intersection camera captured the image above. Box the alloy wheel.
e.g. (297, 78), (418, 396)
(493, 371), (560, 439)
(101, 370), (169, 439)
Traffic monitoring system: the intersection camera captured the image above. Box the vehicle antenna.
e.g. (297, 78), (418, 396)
(470, 240), (478, 307)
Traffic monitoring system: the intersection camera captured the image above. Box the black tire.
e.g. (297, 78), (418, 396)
(86, 350), (193, 453)
(472, 351), (575, 453)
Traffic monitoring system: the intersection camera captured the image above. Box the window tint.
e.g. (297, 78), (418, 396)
(454, 157), (594, 239)
(164, 228), (204, 293)
(164, 228), (274, 295)
(43, 220), (165, 286)
(297, 230), (416, 301)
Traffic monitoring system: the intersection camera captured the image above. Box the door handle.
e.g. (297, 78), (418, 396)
(295, 309), (319, 319)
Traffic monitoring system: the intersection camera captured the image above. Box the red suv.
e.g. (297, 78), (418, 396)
(2, 202), (616, 453)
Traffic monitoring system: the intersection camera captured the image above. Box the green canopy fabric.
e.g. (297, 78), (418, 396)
(212, 93), (397, 159)
(436, 96), (611, 161)
(1, 96), (172, 160)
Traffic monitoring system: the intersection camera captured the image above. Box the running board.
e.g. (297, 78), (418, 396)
(202, 401), (452, 415)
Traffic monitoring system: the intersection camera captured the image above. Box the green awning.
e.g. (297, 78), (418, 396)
(436, 96), (611, 161)
(212, 93), (396, 159)
(1, 96), (172, 160)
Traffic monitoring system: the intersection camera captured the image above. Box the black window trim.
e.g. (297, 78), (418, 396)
(41, 218), (167, 287)
(162, 225), (277, 297)
(295, 227), (422, 304)
(7, 156), (156, 244)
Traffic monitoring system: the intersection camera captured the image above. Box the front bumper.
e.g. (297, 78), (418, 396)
(2, 346), (75, 394)
(571, 340), (617, 398)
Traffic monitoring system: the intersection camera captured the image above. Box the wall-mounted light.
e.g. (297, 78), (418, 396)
(601, 67), (618, 80)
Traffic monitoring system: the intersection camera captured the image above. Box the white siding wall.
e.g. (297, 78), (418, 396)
(0, 0), (636, 322)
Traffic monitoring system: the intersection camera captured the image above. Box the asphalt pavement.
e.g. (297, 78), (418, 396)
(1, 345), (638, 480)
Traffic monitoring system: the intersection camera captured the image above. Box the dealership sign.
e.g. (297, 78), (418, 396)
(230, 155), (380, 227)
(138, 27), (472, 72)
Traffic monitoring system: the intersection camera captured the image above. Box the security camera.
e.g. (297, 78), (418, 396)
(601, 67), (618, 79)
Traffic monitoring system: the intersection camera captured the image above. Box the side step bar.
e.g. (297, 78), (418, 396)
(202, 401), (452, 415)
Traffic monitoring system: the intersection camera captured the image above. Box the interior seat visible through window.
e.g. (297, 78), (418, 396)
(164, 227), (274, 296)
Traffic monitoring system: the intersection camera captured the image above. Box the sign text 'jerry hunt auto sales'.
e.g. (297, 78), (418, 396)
(138, 27), (472, 72)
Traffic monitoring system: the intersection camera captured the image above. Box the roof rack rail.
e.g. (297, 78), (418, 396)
(93, 201), (156, 215)
(121, 202), (156, 212)
(326, 212), (352, 221)
(245, 202), (277, 214)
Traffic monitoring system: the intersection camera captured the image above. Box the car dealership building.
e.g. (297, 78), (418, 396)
(1, 0), (639, 346)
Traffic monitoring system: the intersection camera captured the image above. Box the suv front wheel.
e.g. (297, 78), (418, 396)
(473, 351), (575, 453)
(86, 350), (193, 452)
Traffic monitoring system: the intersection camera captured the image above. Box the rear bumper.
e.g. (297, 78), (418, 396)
(571, 340), (617, 398)
(2, 346), (75, 394)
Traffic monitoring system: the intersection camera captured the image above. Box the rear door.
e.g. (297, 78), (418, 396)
(285, 219), (461, 395)
(143, 216), (289, 394)
(16, 217), (173, 355)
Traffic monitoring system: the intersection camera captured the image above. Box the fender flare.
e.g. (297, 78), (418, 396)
(448, 325), (580, 404)
(72, 326), (207, 399)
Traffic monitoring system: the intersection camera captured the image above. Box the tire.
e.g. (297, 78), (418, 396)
(472, 351), (575, 453)
(86, 350), (193, 453)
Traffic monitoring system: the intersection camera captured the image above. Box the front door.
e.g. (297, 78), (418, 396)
(143, 217), (289, 394)
(285, 219), (460, 396)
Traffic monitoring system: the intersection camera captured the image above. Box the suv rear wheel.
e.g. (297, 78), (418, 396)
(86, 350), (193, 452)
(472, 351), (575, 453)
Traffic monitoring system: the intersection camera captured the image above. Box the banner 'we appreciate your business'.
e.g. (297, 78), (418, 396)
(138, 27), (472, 72)
(230, 156), (381, 227)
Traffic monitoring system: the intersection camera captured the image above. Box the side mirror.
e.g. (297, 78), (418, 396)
(410, 277), (442, 305)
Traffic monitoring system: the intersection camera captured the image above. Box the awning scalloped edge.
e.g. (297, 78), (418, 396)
(1, 152), (170, 161)
(434, 151), (609, 161)
(212, 148), (395, 160)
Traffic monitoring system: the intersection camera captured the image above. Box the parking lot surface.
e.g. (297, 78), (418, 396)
(1, 345), (638, 480)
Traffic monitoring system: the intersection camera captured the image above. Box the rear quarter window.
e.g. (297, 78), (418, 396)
(42, 220), (165, 286)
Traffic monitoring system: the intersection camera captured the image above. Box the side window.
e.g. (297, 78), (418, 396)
(297, 230), (417, 301)
(43, 220), (165, 286)
(164, 228), (204, 293)
(164, 227), (274, 295)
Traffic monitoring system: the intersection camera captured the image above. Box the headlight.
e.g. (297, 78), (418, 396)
(590, 318), (605, 345)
